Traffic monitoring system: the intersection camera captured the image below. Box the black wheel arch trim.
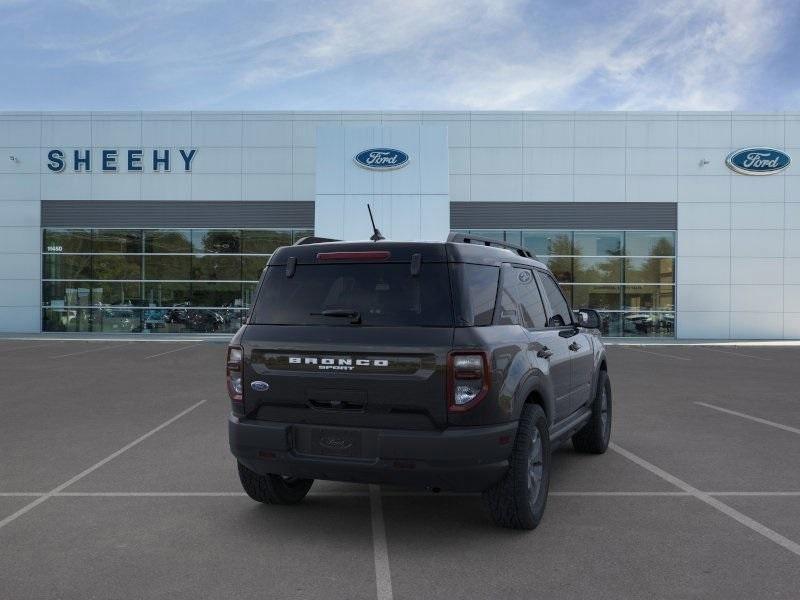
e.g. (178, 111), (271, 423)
(512, 371), (556, 426)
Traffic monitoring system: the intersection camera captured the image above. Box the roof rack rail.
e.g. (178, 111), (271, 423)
(293, 236), (341, 245)
(446, 232), (537, 259)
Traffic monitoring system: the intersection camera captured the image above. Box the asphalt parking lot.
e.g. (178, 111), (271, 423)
(1, 339), (799, 599)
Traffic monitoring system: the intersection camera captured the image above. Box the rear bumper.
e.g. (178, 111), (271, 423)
(229, 415), (517, 492)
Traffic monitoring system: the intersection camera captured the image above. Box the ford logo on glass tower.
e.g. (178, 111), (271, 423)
(726, 147), (790, 175)
(354, 148), (409, 170)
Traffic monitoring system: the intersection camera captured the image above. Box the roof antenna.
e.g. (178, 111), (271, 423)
(367, 203), (385, 242)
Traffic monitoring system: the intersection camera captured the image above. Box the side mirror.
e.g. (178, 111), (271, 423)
(574, 308), (601, 329)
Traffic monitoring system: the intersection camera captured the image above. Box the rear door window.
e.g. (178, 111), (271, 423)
(497, 266), (547, 328)
(250, 263), (453, 327)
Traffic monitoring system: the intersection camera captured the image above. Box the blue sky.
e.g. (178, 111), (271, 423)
(1, 0), (798, 111)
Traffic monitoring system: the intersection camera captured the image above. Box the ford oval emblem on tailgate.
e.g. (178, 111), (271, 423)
(250, 381), (270, 392)
(319, 436), (353, 450)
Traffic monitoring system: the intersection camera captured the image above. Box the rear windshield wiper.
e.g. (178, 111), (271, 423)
(311, 309), (362, 324)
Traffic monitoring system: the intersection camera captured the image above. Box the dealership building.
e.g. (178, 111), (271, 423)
(0, 110), (798, 339)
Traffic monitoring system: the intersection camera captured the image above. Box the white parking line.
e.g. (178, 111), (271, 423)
(50, 342), (135, 358)
(369, 485), (394, 600)
(3, 490), (800, 498)
(143, 343), (204, 360)
(610, 442), (800, 558)
(621, 347), (691, 361)
(697, 347), (771, 361)
(695, 402), (800, 436)
(0, 400), (206, 532)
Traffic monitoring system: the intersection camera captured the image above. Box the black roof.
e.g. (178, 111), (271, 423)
(268, 238), (547, 270)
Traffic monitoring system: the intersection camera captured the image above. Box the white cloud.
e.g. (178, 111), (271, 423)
(1, 0), (792, 109)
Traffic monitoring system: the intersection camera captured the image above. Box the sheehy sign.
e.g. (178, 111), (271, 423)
(46, 148), (197, 172)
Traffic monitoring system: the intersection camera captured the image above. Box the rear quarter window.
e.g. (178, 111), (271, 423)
(451, 264), (500, 326)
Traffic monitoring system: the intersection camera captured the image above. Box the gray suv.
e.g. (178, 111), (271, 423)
(227, 233), (612, 529)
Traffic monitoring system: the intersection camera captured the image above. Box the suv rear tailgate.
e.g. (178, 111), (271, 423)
(242, 325), (453, 430)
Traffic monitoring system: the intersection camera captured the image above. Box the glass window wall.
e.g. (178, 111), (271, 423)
(42, 228), (308, 334)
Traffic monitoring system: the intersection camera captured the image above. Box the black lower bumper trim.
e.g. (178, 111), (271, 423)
(229, 416), (517, 492)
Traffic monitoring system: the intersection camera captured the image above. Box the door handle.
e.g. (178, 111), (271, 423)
(537, 346), (553, 359)
(568, 342), (580, 352)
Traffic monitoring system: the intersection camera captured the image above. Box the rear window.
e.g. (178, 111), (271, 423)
(250, 263), (453, 327)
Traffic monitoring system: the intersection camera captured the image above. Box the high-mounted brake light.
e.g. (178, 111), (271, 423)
(447, 351), (490, 412)
(226, 345), (244, 409)
(316, 251), (391, 261)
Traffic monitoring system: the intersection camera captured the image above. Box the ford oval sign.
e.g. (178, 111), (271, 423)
(354, 148), (409, 170)
(726, 147), (790, 175)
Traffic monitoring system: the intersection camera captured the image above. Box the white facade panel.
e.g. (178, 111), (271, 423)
(242, 174), (291, 201)
(677, 176), (730, 203)
(730, 312), (782, 339)
(677, 119), (732, 148)
(471, 174), (522, 202)
(0, 252), (39, 279)
(523, 120), (574, 147)
(41, 173), (91, 201)
(0, 227), (40, 254)
(574, 148), (625, 175)
(191, 120), (243, 147)
(41, 119), (92, 147)
(91, 120), (142, 147)
(470, 147), (522, 175)
(0, 174), (39, 200)
(730, 285), (783, 312)
(523, 174), (573, 202)
(470, 120), (522, 147)
(731, 203), (784, 229)
(0, 148), (39, 173)
(626, 176), (677, 203)
(523, 148), (573, 175)
(192, 173), (242, 200)
(677, 257), (731, 285)
(676, 311), (729, 338)
(141, 174), (191, 200)
(0, 200), (39, 227)
(243, 148), (292, 173)
(678, 203), (730, 229)
(732, 119), (786, 149)
(142, 119), (191, 147)
(626, 120), (677, 148)
(731, 230), (784, 257)
(677, 230), (731, 257)
(784, 258), (800, 284)
(677, 284), (731, 312)
(574, 120), (626, 147)
(0, 279), (39, 307)
(730, 175), (785, 203)
(0, 307), (40, 333)
(91, 173), (141, 200)
(731, 258), (783, 285)
(0, 119), (42, 147)
(627, 149), (677, 176)
(573, 175), (625, 203)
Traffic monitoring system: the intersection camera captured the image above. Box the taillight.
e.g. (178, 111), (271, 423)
(226, 345), (243, 410)
(447, 351), (490, 412)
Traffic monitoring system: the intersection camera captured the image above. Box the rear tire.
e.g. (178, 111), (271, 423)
(237, 462), (314, 505)
(482, 404), (551, 530)
(572, 370), (612, 454)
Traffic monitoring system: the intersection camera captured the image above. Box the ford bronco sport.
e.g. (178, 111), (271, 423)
(227, 233), (611, 529)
